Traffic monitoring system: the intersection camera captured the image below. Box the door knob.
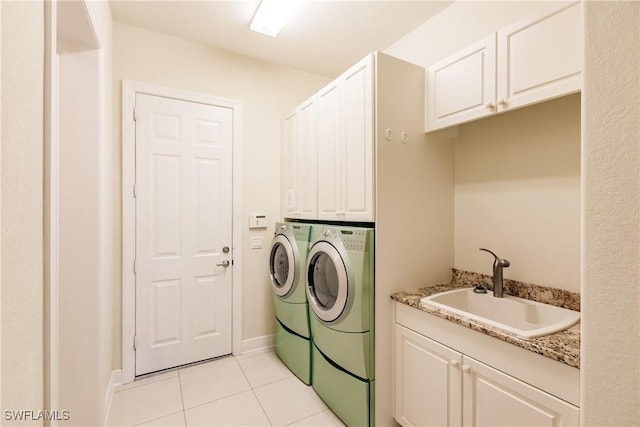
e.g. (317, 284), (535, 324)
(217, 260), (230, 268)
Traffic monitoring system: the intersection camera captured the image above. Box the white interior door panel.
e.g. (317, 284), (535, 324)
(135, 93), (233, 375)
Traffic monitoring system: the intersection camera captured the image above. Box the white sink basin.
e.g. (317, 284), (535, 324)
(420, 288), (580, 338)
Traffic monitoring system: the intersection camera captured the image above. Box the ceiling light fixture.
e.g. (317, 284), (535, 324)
(250, 0), (297, 37)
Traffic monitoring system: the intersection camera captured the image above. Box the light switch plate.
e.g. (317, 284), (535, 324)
(251, 237), (263, 249)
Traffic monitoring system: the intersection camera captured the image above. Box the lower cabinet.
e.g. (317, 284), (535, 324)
(395, 324), (579, 427)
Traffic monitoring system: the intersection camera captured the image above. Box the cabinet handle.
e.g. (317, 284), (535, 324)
(462, 365), (471, 374)
(450, 360), (459, 368)
(497, 99), (508, 107)
(485, 102), (495, 110)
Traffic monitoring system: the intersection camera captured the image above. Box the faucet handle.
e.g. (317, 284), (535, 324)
(479, 247), (498, 259)
(479, 248), (510, 267)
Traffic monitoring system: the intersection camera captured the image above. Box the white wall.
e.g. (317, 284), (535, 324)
(58, 47), (101, 425)
(0, 0), (3, 418)
(386, 1), (568, 72)
(55, 1), (114, 424)
(89, 2), (115, 422)
(374, 53), (454, 427)
(454, 94), (580, 290)
(385, 1), (580, 291)
(582, 2), (640, 424)
(1, 2), (44, 424)
(111, 22), (330, 365)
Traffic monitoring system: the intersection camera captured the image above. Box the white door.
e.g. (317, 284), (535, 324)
(135, 93), (233, 376)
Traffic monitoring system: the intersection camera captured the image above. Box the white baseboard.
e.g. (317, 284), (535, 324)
(104, 369), (122, 425)
(241, 334), (275, 355)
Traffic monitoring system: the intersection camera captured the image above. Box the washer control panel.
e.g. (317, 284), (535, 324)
(340, 229), (369, 252)
(311, 226), (373, 252)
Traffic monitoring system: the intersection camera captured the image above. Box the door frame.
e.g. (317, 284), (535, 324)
(122, 81), (243, 384)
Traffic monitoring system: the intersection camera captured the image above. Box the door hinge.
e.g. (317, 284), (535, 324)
(133, 107), (137, 121)
(133, 183), (137, 198)
(133, 259), (137, 274)
(133, 335), (137, 351)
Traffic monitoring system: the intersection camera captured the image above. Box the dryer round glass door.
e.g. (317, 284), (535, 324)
(269, 234), (297, 297)
(306, 241), (353, 323)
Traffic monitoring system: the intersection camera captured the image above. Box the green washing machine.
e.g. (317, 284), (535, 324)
(306, 224), (375, 426)
(269, 221), (312, 384)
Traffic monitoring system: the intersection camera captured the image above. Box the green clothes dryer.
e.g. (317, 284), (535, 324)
(306, 225), (375, 426)
(269, 222), (312, 384)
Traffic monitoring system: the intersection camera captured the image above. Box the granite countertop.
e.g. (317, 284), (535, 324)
(391, 270), (580, 369)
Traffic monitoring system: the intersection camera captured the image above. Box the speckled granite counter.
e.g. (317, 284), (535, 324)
(391, 269), (580, 369)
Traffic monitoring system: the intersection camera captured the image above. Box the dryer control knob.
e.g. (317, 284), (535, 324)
(323, 229), (331, 237)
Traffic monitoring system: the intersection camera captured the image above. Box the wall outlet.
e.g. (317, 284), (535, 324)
(251, 237), (263, 249)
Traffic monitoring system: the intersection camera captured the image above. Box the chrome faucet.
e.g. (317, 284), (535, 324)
(479, 248), (510, 298)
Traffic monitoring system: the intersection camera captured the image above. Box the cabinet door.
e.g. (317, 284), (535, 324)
(462, 356), (579, 427)
(395, 325), (462, 427)
(342, 55), (374, 221)
(497, 2), (581, 112)
(426, 34), (496, 131)
(317, 80), (342, 220)
(296, 97), (317, 219)
(282, 109), (298, 218)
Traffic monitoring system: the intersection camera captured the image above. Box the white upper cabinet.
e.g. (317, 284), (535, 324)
(327, 55), (374, 222)
(496, 2), (582, 111)
(426, 1), (582, 132)
(282, 109), (297, 218)
(316, 80), (342, 219)
(427, 34), (497, 131)
(286, 54), (374, 222)
(282, 96), (317, 219)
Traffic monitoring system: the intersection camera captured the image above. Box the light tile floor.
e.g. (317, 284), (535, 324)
(107, 349), (345, 427)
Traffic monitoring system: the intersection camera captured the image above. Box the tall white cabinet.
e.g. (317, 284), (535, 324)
(281, 52), (455, 426)
(283, 55), (374, 222)
(317, 56), (374, 222)
(282, 96), (317, 219)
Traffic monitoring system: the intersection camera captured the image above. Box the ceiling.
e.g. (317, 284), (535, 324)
(109, 0), (452, 77)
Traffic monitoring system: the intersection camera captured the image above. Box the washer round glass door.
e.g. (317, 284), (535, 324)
(269, 234), (297, 297)
(306, 241), (351, 323)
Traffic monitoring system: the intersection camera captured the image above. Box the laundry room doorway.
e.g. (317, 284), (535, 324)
(122, 82), (243, 381)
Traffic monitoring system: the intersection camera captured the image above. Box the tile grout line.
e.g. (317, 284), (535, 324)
(178, 357), (255, 413)
(283, 408), (334, 427)
(130, 410), (184, 427)
(177, 370), (188, 427)
(235, 355), (276, 427)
